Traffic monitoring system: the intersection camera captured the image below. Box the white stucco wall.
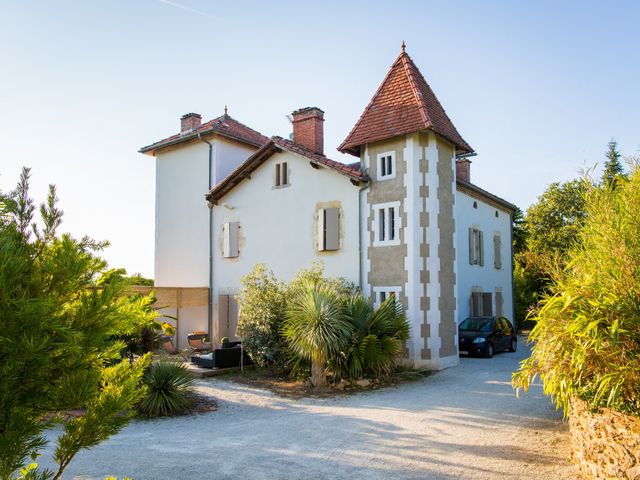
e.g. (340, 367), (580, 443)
(154, 137), (257, 287)
(455, 188), (514, 323)
(211, 150), (361, 339)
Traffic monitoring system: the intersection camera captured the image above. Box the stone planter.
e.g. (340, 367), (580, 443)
(570, 397), (640, 479)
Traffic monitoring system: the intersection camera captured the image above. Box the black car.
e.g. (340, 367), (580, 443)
(458, 316), (517, 358)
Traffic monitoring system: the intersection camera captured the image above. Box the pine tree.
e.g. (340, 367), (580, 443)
(602, 139), (625, 186)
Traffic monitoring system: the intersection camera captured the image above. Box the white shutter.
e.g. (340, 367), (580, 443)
(223, 222), (240, 258)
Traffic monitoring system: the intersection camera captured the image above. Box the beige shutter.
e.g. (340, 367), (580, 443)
(275, 163), (280, 186)
(479, 231), (485, 266)
(217, 295), (229, 339)
(468, 228), (474, 265)
(496, 291), (504, 317)
(223, 222), (240, 258)
(282, 162), (288, 185)
(482, 292), (493, 316)
(318, 208), (340, 251)
(494, 235), (502, 269)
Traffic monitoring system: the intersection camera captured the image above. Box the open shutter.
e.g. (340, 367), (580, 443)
(223, 222), (240, 258)
(318, 208), (339, 251)
(468, 228), (474, 265)
(470, 292), (481, 316)
(479, 231), (485, 266)
(494, 235), (502, 269)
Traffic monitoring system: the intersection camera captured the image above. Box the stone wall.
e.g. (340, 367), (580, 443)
(570, 397), (640, 479)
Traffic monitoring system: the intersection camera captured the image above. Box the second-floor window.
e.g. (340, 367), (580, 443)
(468, 227), (484, 266)
(377, 151), (396, 180)
(275, 162), (289, 187)
(373, 202), (401, 246)
(493, 234), (502, 270)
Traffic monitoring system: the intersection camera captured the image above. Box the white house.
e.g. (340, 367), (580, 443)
(140, 45), (516, 369)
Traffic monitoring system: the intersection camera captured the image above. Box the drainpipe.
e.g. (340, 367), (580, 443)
(198, 133), (214, 341)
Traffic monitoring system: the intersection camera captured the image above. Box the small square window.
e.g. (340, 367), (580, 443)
(373, 286), (401, 308)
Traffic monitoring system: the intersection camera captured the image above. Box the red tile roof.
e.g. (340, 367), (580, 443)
(139, 113), (269, 155)
(338, 48), (473, 156)
(206, 136), (367, 204)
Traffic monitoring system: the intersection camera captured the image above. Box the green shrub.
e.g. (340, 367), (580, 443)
(236, 264), (287, 367)
(282, 279), (353, 387)
(513, 166), (640, 416)
(138, 361), (195, 417)
(340, 294), (410, 379)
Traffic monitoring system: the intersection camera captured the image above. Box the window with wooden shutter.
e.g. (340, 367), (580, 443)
(493, 234), (502, 269)
(274, 162), (289, 187)
(222, 222), (240, 258)
(482, 292), (493, 316)
(318, 208), (339, 251)
(469, 228), (484, 266)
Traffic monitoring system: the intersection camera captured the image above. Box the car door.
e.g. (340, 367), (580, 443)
(493, 318), (507, 351)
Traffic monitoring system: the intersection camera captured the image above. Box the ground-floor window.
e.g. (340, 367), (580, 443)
(373, 286), (401, 308)
(470, 289), (493, 317)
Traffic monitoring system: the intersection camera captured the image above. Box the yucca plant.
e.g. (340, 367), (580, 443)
(513, 164), (640, 417)
(282, 279), (353, 387)
(340, 294), (410, 379)
(137, 361), (195, 417)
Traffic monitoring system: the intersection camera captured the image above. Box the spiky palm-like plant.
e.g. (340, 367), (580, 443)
(341, 295), (410, 379)
(137, 361), (195, 417)
(282, 281), (353, 387)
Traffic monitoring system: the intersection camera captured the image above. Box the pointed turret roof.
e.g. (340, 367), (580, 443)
(338, 46), (473, 156)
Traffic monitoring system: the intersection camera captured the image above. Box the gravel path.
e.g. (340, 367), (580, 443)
(40, 342), (577, 479)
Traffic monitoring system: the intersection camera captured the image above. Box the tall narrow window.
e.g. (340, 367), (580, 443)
(318, 207), (340, 251)
(377, 152), (396, 180)
(468, 228), (484, 266)
(373, 202), (400, 246)
(274, 162), (289, 187)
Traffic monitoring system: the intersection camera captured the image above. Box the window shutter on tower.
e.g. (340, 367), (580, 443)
(223, 222), (240, 258)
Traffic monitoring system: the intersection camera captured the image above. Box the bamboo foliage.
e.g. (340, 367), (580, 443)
(513, 163), (640, 417)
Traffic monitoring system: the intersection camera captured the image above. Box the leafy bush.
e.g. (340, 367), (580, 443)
(513, 166), (640, 416)
(137, 361), (195, 418)
(236, 264), (287, 367)
(282, 279), (354, 387)
(341, 294), (410, 379)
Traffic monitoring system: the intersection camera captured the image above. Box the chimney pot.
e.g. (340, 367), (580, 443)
(291, 107), (324, 155)
(181, 112), (202, 132)
(456, 159), (471, 183)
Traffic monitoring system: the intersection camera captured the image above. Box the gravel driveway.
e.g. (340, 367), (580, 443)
(40, 341), (577, 479)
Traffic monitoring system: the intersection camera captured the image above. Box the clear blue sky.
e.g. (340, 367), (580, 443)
(1, 0), (638, 277)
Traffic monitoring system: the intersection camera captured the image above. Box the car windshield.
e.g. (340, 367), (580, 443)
(459, 318), (493, 332)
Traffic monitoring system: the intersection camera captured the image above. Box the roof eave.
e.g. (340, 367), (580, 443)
(139, 127), (266, 156)
(456, 179), (516, 212)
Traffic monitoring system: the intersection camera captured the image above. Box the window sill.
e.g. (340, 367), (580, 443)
(373, 240), (401, 247)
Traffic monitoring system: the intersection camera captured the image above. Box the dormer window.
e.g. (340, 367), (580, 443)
(377, 152), (396, 180)
(275, 162), (289, 187)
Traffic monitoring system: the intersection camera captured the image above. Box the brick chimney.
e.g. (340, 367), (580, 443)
(181, 113), (202, 132)
(291, 107), (324, 155)
(456, 159), (471, 183)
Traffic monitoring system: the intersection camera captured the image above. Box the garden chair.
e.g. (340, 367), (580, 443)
(159, 335), (188, 361)
(187, 332), (212, 354)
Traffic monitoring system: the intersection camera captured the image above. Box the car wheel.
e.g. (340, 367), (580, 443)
(509, 339), (517, 352)
(485, 343), (494, 358)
